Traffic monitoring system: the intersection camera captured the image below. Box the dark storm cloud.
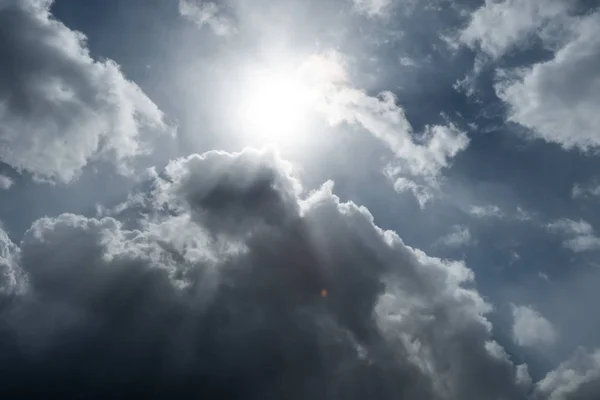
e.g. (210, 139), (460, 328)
(157, 148), (302, 236)
(0, 0), (170, 183)
(0, 148), (529, 399)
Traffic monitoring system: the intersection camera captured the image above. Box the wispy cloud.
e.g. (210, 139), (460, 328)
(179, 0), (237, 36)
(300, 52), (469, 207)
(439, 225), (472, 248)
(572, 182), (600, 199)
(468, 204), (503, 218)
(547, 218), (600, 252)
(351, 0), (394, 17)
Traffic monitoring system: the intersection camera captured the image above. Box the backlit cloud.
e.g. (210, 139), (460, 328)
(0, 148), (526, 399)
(0, 0), (170, 183)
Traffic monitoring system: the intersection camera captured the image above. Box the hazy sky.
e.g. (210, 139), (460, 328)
(1, 0), (600, 399)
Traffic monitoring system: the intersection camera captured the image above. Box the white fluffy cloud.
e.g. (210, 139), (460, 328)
(300, 53), (469, 206)
(496, 11), (600, 150)
(179, 0), (237, 36)
(462, 1), (600, 151)
(0, 0), (169, 183)
(0, 148), (528, 399)
(511, 304), (557, 348)
(547, 218), (600, 253)
(461, 0), (570, 59)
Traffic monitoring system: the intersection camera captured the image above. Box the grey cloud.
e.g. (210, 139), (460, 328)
(0, 174), (13, 190)
(468, 204), (503, 218)
(155, 148), (302, 237)
(0, 0), (170, 183)
(439, 224), (472, 248)
(547, 219), (600, 253)
(572, 182), (600, 199)
(517, 363), (533, 388)
(0, 148), (528, 399)
(536, 348), (600, 400)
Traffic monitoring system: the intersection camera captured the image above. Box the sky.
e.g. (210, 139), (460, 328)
(1, 0), (600, 398)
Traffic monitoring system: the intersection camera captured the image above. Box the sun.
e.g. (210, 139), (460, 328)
(239, 67), (314, 145)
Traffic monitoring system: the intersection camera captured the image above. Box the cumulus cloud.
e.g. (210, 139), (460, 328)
(461, 1), (600, 151)
(300, 53), (469, 207)
(460, 0), (570, 59)
(179, 0), (237, 36)
(0, 0), (170, 183)
(0, 148), (528, 399)
(536, 348), (600, 400)
(494, 10), (600, 150)
(0, 226), (22, 296)
(0, 174), (13, 190)
(547, 218), (600, 252)
(511, 304), (557, 348)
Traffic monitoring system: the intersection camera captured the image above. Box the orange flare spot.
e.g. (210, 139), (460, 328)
(321, 289), (328, 297)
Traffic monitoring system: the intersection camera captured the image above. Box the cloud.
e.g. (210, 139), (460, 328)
(511, 304), (557, 348)
(572, 182), (600, 199)
(351, 0), (394, 17)
(386, 176), (434, 208)
(301, 53), (469, 207)
(516, 363), (533, 388)
(460, 0), (570, 59)
(536, 348), (600, 400)
(547, 219), (594, 236)
(179, 0), (237, 36)
(0, 174), (13, 190)
(0, 0), (170, 183)
(154, 147), (303, 236)
(516, 207), (533, 221)
(0, 148), (528, 399)
(439, 225), (472, 248)
(0, 226), (22, 296)
(399, 56), (417, 67)
(495, 11), (600, 150)
(547, 218), (600, 252)
(461, 1), (600, 151)
(468, 204), (503, 218)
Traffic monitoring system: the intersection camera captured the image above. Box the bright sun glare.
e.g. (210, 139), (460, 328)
(240, 68), (315, 145)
